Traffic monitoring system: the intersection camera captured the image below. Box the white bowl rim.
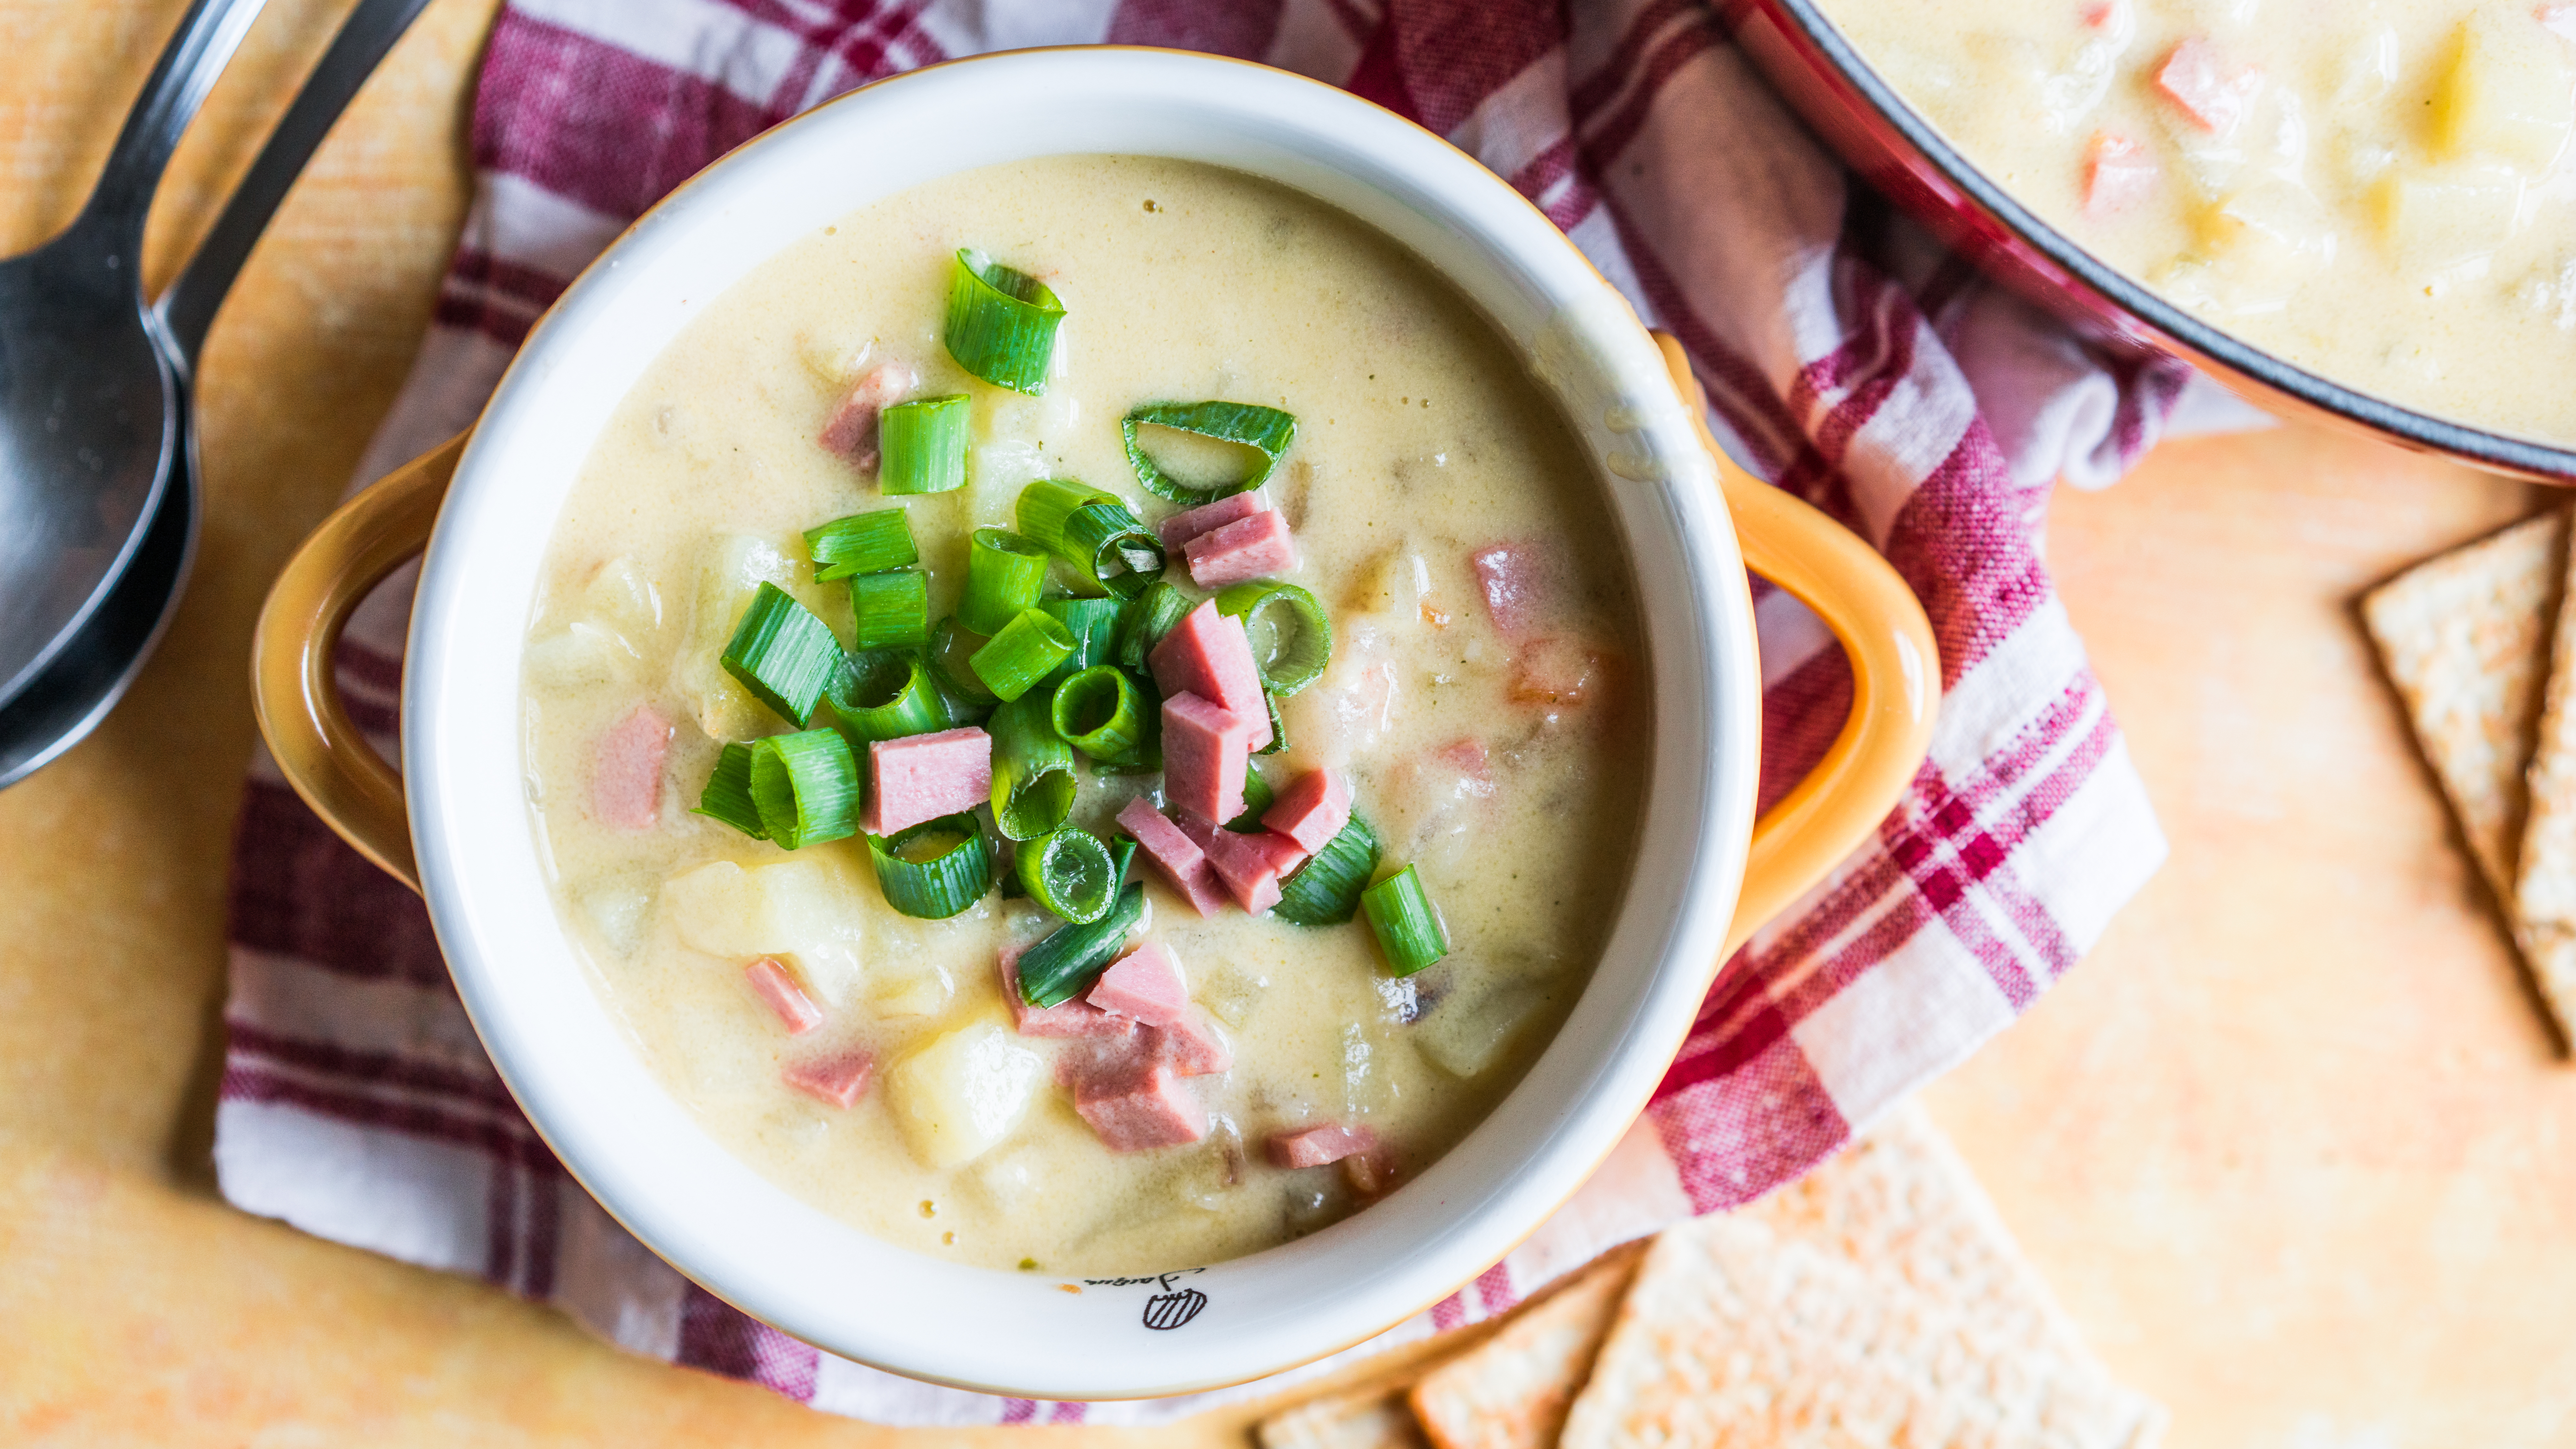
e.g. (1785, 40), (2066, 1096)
(404, 46), (1761, 1401)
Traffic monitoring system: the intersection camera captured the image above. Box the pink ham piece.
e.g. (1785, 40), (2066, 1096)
(1000, 943), (1135, 1040)
(1071, 1054), (1209, 1152)
(1182, 509), (1298, 590)
(861, 725), (992, 836)
(1201, 824), (1295, 914)
(782, 1052), (874, 1109)
(1087, 941), (1191, 1027)
(2081, 132), (2158, 220)
(590, 704), (673, 830)
(1117, 796), (1230, 918)
(1469, 542), (1546, 638)
(2154, 36), (2261, 135)
(1149, 601), (1270, 750)
(1268, 1122), (1380, 1170)
(816, 361), (914, 467)
(744, 957), (823, 1035)
(1262, 768), (1351, 854)
(1145, 1012), (1233, 1077)
(1161, 693), (1257, 825)
(1156, 490), (1271, 550)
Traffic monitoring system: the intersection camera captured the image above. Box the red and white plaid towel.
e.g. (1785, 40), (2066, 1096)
(217, 0), (2217, 1425)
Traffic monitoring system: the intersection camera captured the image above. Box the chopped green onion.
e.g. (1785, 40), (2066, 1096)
(748, 728), (862, 849)
(960, 528), (1051, 637)
(944, 248), (1063, 395)
(1016, 479), (1118, 555)
(1121, 401), (1298, 503)
(867, 814), (993, 919)
(1115, 581), (1195, 672)
(1016, 841), (1143, 1007)
(1225, 764), (1275, 831)
(970, 608), (1076, 703)
(692, 742), (767, 839)
(1362, 863), (1449, 975)
(1215, 580), (1332, 696)
(1016, 826), (1117, 924)
(721, 582), (842, 727)
(804, 509), (917, 581)
(1256, 688), (1287, 756)
(848, 569), (930, 651)
(988, 693), (1076, 841)
(1039, 598), (1123, 689)
(1275, 814), (1382, 926)
(1048, 665), (1144, 761)
(928, 617), (997, 710)
(827, 648), (946, 744)
(1064, 503), (1167, 598)
(879, 394), (972, 495)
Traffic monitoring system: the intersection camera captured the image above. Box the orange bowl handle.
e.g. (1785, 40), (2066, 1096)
(1651, 334), (1942, 953)
(249, 433), (467, 894)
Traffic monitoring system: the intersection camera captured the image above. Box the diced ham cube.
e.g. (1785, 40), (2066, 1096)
(1435, 737), (1491, 779)
(1268, 1122), (1380, 1169)
(1087, 941), (1192, 1027)
(1072, 1056), (1209, 1152)
(1469, 542), (1547, 638)
(1262, 768), (1351, 854)
(1146, 1012), (1234, 1077)
(2079, 0), (2123, 29)
(2081, 132), (2158, 220)
(1201, 824), (1291, 914)
(817, 361), (914, 467)
(1182, 510), (1299, 590)
(1116, 796), (1230, 918)
(861, 726), (992, 836)
(782, 1052), (874, 1108)
(744, 957), (824, 1035)
(1161, 693), (1257, 825)
(591, 704), (673, 830)
(2154, 36), (2261, 135)
(1000, 943), (1136, 1040)
(1156, 490), (1272, 550)
(1149, 602), (1271, 750)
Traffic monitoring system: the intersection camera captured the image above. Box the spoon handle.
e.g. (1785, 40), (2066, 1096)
(158, 0), (438, 369)
(81, 0), (274, 253)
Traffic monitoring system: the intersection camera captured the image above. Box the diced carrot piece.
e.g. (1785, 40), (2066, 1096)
(2155, 37), (2262, 134)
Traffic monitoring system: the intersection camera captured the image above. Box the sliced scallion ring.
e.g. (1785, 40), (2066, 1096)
(867, 814), (993, 919)
(960, 528), (1051, 637)
(944, 248), (1063, 395)
(692, 742), (767, 839)
(1016, 841), (1143, 1007)
(1061, 502), (1166, 599)
(1039, 598), (1123, 690)
(1048, 665), (1144, 762)
(988, 693), (1076, 841)
(721, 582), (842, 727)
(1274, 814), (1381, 926)
(804, 508), (917, 581)
(1362, 863), (1449, 975)
(970, 608), (1076, 703)
(1256, 688), (1287, 756)
(1016, 479), (1119, 556)
(848, 568), (930, 651)
(1121, 401), (1297, 503)
(1225, 763), (1275, 832)
(1016, 827), (1117, 924)
(828, 648), (946, 744)
(880, 394), (971, 495)
(1115, 580), (1195, 672)
(748, 728), (863, 849)
(928, 617), (996, 710)
(1215, 580), (1332, 696)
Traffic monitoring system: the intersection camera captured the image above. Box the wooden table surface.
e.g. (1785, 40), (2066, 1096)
(5, 2), (2574, 1443)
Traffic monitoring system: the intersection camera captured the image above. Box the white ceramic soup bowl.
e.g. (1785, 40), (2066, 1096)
(253, 47), (1937, 1399)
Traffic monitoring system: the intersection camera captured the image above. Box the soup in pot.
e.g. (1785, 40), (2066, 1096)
(519, 154), (1648, 1275)
(1815, 0), (2576, 446)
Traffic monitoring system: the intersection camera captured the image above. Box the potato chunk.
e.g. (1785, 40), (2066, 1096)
(662, 858), (866, 1004)
(886, 1015), (1042, 1169)
(675, 534), (799, 739)
(2374, 164), (2526, 278)
(2433, 12), (2575, 171)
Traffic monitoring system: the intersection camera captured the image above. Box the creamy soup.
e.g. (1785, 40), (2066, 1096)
(1816, 0), (2576, 446)
(519, 155), (1647, 1275)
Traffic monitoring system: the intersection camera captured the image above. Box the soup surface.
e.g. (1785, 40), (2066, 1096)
(520, 155), (1646, 1275)
(1816, 0), (2576, 445)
